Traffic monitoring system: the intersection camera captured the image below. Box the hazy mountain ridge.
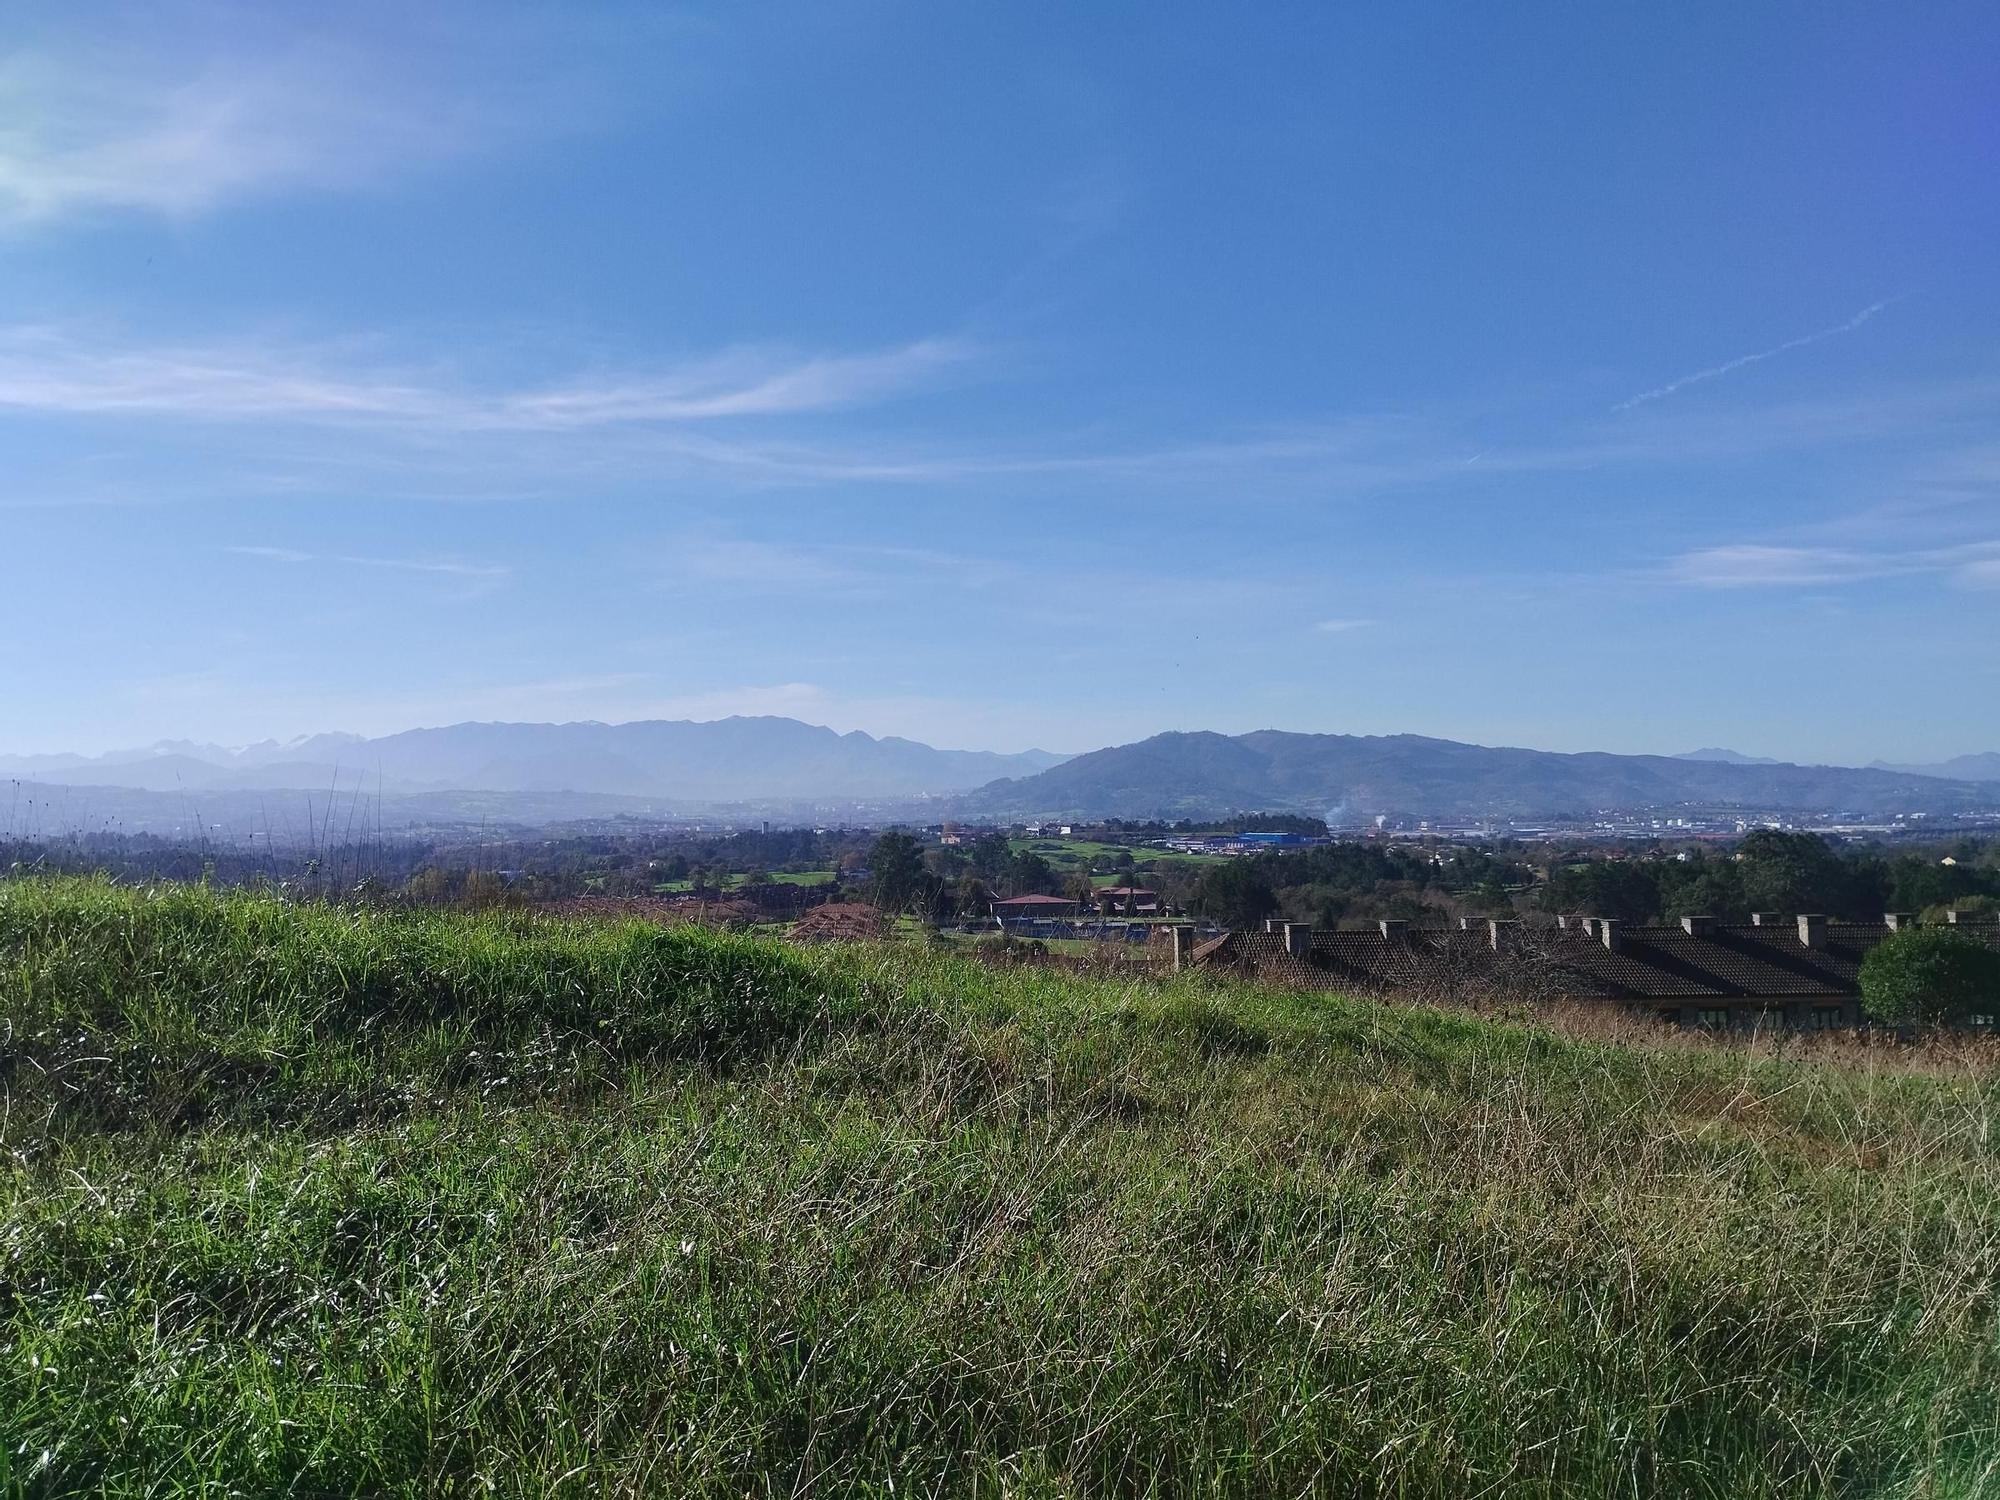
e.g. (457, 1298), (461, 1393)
(0, 778), (699, 842)
(1, 719), (1067, 803)
(959, 730), (1999, 820)
(1673, 747), (1783, 766)
(1869, 752), (2000, 784)
(10, 721), (1997, 827)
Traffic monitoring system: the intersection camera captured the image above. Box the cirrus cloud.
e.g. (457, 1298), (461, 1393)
(0, 44), (487, 229)
(1666, 540), (2000, 590)
(0, 326), (976, 428)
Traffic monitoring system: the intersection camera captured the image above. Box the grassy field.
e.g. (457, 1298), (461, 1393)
(1013, 837), (1229, 876)
(4, 877), (1998, 1497)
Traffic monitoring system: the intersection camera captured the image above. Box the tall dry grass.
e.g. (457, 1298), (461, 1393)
(2, 877), (1996, 1497)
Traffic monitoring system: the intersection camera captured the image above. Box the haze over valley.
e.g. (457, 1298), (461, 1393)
(9, 715), (2000, 839)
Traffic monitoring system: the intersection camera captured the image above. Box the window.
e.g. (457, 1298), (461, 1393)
(1695, 1007), (1730, 1030)
(1810, 1006), (1843, 1031)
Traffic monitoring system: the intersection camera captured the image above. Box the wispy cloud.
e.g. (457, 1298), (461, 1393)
(1614, 298), (1900, 412)
(1313, 617), (1376, 633)
(1953, 557), (2000, 589)
(497, 341), (973, 426)
(1665, 539), (2000, 589)
(225, 544), (510, 581)
(1664, 545), (1885, 588)
(0, 328), (974, 427)
(0, 44), (488, 229)
(10, 327), (1997, 519)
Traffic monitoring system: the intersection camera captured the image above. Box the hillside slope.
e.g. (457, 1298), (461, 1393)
(3, 878), (1995, 1496)
(961, 728), (1991, 819)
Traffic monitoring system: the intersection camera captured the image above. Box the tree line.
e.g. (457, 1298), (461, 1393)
(1536, 831), (2000, 926)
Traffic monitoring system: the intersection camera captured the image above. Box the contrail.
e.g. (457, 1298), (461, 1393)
(1614, 296), (1901, 412)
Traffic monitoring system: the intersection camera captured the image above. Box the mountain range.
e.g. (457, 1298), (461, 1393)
(0, 719), (1067, 803)
(1869, 752), (2000, 783)
(7, 719), (2000, 835)
(1673, 747), (1782, 766)
(958, 730), (2000, 821)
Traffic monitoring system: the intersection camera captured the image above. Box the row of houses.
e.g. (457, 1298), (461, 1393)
(1173, 911), (2000, 1030)
(1156, 831), (1332, 855)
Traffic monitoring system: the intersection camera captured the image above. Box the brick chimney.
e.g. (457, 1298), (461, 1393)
(1751, 912), (1779, 926)
(1263, 918), (1281, 934)
(1797, 914), (1827, 949)
(1946, 909), (1967, 925)
(1283, 921), (1311, 957)
(1488, 919), (1518, 951)
(1680, 915), (1715, 937)
(1884, 912), (1916, 931)
(1599, 917), (1622, 952)
(1170, 924), (1196, 971)
(1379, 919), (1409, 941)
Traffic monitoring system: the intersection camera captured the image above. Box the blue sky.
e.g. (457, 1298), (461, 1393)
(5, 1), (1999, 762)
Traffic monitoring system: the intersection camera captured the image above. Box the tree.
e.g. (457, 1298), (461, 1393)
(1918, 894), (1999, 927)
(1894, 855), (1995, 915)
(1737, 831), (1853, 917)
(1538, 860), (1660, 924)
(1233, 812), (1331, 836)
(968, 834), (1013, 883)
(999, 849), (1057, 898)
(955, 874), (992, 919)
(1191, 860), (1278, 929)
(1658, 856), (1747, 923)
(1859, 928), (2000, 1027)
(869, 832), (927, 912)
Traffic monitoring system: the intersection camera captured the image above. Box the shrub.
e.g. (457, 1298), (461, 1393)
(1919, 894), (1998, 926)
(1859, 927), (2000, 1027)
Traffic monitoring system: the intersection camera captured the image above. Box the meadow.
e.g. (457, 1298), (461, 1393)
(1008, 838), (1228, 888)
(2, 877), (1996, 1497)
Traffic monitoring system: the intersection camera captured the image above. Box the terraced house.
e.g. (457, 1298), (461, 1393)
(1184, 912), (2000, 1030)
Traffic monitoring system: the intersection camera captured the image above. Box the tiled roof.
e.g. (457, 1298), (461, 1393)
(1193, 916), (2000, 1004)
(1190, 932), (1237, 964)
(1541, 938), (1721, 998)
